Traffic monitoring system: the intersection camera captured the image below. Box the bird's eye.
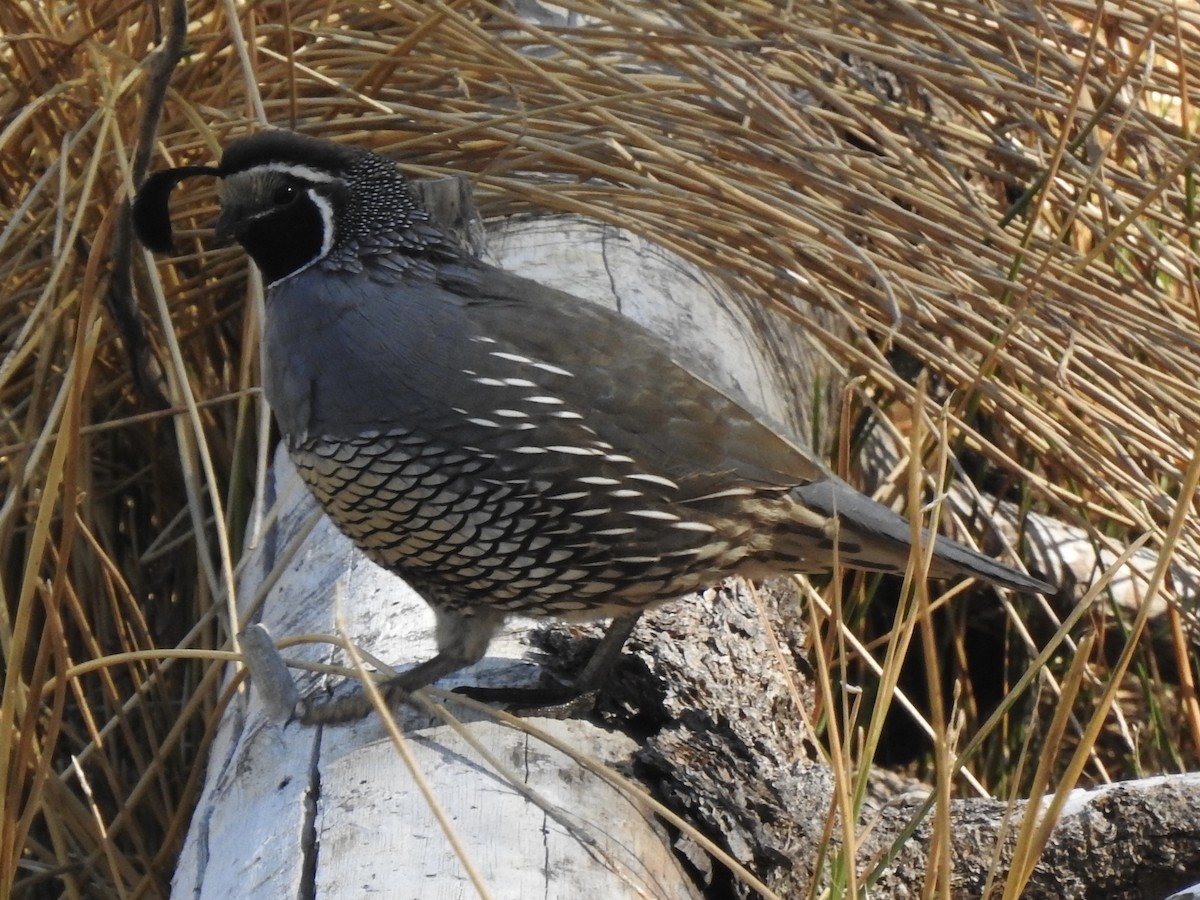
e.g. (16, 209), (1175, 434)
(272, 183), (298, 206)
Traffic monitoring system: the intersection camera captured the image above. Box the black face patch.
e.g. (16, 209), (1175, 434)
(213, 170), (332, 283)
(232, 186), (326, 283)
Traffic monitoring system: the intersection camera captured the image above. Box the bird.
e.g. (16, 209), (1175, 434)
(132, 129), (1053, 723)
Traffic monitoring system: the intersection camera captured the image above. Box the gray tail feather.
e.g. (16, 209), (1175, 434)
(793, 479), (1053, 594)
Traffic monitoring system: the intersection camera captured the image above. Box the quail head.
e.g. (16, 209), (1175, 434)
(133, 129), (1053, 723)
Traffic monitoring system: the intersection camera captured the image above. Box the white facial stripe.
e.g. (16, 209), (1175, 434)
(306, 189), (336, 258)
(249, 162), (341, 183)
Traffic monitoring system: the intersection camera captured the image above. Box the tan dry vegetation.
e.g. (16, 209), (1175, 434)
(1, 0), (1199, 896)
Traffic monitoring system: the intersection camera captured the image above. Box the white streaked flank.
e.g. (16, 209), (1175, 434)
(627, 509), (681, 521)
(626, 472), (680, 490)
(490, 351), (535, 365)
(532, 361), (574, 377)
(682, 487), (756, 502)
(672, 521), (718, 533)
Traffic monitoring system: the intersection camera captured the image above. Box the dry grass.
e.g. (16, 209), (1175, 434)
(2, 0), (1199, 896)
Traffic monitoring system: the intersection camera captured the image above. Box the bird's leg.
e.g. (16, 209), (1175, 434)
(569, 612), (643, 693)
(456, 611), (643, 713)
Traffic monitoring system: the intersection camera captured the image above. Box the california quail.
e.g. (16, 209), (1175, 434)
(133, 130), (1053, 723)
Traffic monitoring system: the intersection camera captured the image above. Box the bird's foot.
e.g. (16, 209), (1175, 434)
(454, 612), (643, 718)
(453, 679), (602, 719)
